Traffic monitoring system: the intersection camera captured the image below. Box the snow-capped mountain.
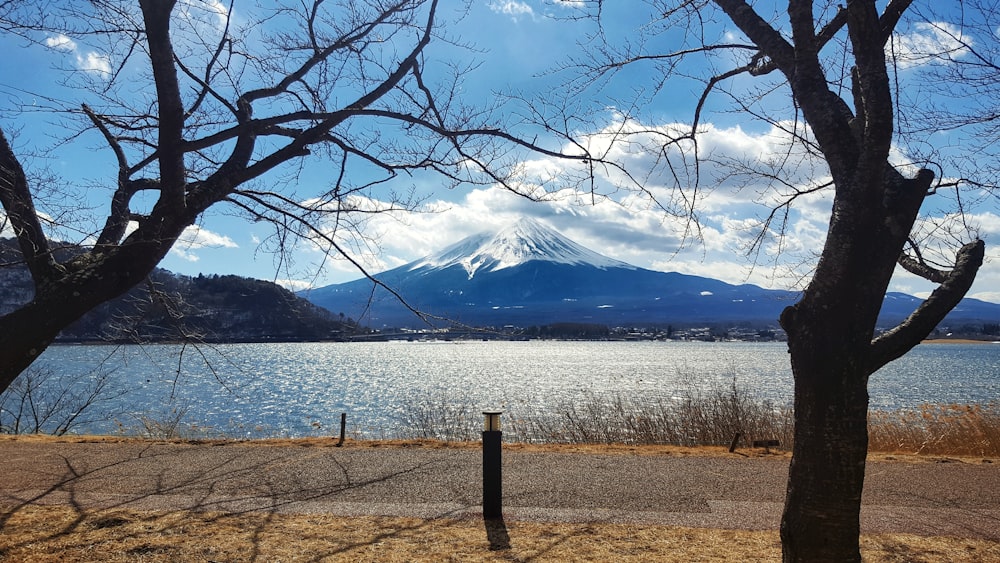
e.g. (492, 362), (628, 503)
(303, 218), (795, 328)
(411, 218), (635, 279)
(302, 219), (1000, 330)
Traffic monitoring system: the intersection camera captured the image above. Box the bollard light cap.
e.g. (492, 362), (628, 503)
(482, 411), (502, 432)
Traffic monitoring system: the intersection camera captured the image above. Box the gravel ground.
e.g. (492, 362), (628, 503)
(0, 440), (997, 539)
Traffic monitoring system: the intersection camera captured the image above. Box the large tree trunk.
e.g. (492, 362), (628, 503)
(781, 335), (870, 561)
(0, 302), (75, 391)
(774, 163), (923, 561)
(775, 168), (983, 561)
(645, 2), (987, 560)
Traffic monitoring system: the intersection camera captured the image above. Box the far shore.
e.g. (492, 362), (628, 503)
(921, 338), (1000, 344)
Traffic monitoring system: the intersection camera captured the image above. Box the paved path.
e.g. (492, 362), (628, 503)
(1, 440), (998, 539)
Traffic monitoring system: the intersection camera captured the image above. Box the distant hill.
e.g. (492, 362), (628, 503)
(0, 239), (357, 342)
(301, 218), (1000, 331)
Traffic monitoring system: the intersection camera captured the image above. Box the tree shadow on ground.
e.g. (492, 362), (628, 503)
(0, 442), (489, 561)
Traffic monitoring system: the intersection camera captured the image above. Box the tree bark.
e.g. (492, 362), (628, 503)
(780, 322), (871, 561)
(775, 167), (982, 562)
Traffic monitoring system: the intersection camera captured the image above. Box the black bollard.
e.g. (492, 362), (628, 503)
(336, 412), (346, 447)
(482, 411), (502, 519)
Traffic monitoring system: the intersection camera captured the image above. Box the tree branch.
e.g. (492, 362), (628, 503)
(716, 0), (859, 185)
(240, 0), (414, 106)
(181, 0), (236, 120)
(712, 0), (795, 74)
(190, 0), (456, 209)
(847, 0), (895, 175)
(880, 0), (914, 46)
(139, 0), (187, 212)
(0, 128), (61, 285)
(897, 237), (948, 283)
(84, 103), (141, 248)
(869, 239), (986, 372)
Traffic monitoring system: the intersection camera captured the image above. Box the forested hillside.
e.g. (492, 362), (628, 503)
(0, 239), (358, 342)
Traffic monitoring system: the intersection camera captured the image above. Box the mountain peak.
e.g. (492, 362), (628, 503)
(411, 218), (636, 279)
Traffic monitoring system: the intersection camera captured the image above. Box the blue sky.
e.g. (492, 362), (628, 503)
(2, 1), (999, 304)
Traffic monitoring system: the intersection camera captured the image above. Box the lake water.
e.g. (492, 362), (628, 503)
(11, 340), (1000, 439)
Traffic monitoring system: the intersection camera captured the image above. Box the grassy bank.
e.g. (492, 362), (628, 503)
(869, 403), (1000, 457)
(397, 386), (1000, 457)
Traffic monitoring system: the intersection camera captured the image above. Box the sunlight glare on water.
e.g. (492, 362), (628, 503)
(26, 340), (1000, 438)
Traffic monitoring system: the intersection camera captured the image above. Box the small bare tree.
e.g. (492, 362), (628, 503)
(554, 1), (992, 560)
(0, 365), (125, 435)
(0, 0), (592, 392)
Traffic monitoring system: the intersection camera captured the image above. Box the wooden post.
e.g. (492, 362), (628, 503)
(729, 431), (742, 453)
(336, 412), (346, 447)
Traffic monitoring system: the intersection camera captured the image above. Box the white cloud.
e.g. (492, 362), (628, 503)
(275, 278), (312, 292)
(201, 0), (230, 29)
(171, 248), (200, 262)
(890, 21), (970, 69)
(169, 225), (238, 262)
(45, 33), (111, 77)
(489, 1), (536, 22)
(178, 0), (230, 32)
(298, 115), (998, 305)
(971, 291), (1000, 303)
(78, 51), (112, 75)
(177, 225), (239, 249)
(44, 34), (76, 51)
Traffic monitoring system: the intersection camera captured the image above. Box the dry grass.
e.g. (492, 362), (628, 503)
(398, 381), (797, 449)
(869, 403), (1000, 457)
(0, 436), (995, 560)
(1, 505), (997, 562)
(5, 432), (990, 464)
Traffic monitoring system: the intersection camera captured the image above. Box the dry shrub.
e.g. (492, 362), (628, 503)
(396, 397), (478, 442)
(402, 384), (999, 457)
(507, 379), (794, 449)
(868, 402), (1000, 457)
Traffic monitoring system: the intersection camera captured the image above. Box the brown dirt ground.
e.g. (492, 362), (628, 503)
(1, 435), (997, 561)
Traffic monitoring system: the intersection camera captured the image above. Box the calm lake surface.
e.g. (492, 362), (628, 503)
(19, 340), (1000, 438)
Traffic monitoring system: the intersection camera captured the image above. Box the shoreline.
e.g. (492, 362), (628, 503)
(48, 337), (1000, 345)
(2, 434), (994, 464)
(921, 338), (1000, 344)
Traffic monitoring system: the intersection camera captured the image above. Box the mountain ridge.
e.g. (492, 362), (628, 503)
(302, 219), (1000, 331)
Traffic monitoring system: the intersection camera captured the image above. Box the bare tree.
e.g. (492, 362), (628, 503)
(557, 1), (990, 561)
(902, 0), (1000, 193)
(0, 0), (592, 392)
(0, 365), (126, 435)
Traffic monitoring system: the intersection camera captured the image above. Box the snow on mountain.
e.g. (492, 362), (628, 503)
(301, 217), (1000, 329)
(411, 218), (636, 279)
